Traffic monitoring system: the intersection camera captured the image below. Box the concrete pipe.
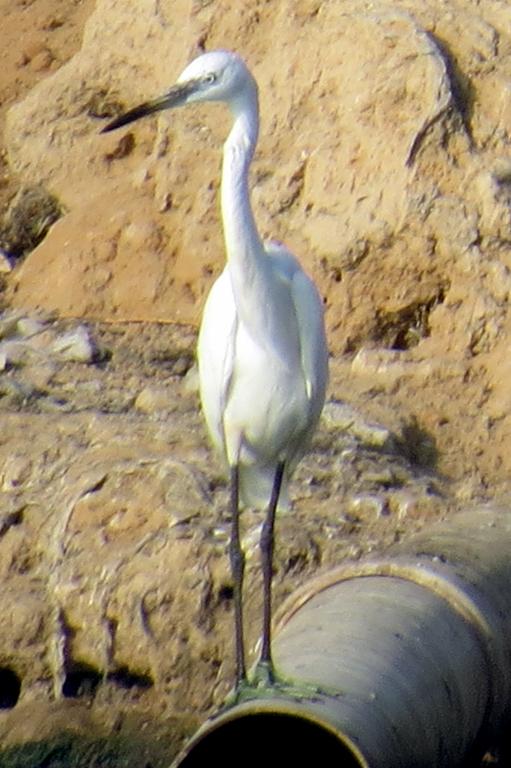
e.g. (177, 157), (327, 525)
(171, 505), (511, 767)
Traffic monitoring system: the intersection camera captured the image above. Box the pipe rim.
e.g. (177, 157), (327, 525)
(273, 558), (493, 638)
(171, 695), (369, 768)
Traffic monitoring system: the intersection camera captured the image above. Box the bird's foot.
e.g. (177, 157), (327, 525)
(251, 662), (339, 702)
(222, 661), (340, 710)
(250, 660), (276, 689)
(220, 676), (259, 710)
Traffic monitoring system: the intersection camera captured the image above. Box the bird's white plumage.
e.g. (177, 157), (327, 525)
(177, 50), (329, 511)
(198, 236), (327, 510)
(102, 48), (329, 684)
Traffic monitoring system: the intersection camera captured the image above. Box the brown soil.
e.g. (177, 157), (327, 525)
(1, 1), (510, 766)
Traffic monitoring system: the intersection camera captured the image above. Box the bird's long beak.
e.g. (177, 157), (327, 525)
(100, 78), (200, 133)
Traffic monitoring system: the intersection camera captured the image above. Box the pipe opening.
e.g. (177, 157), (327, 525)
(177, 713), (363, 767)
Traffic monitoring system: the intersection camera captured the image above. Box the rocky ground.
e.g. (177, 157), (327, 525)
(0, 309), (453, 766)
(1, 0), (511, 766)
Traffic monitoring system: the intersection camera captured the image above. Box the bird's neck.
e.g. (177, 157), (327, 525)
(220, 83), (299, 359)
(221, 86), (264, 282)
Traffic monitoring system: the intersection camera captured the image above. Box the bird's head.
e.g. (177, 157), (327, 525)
(101, 49), (257, 133)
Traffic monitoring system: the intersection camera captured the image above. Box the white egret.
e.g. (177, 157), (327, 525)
(101, 50), (329, 691)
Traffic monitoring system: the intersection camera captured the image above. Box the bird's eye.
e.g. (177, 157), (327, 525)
(204, 72), (217, 84)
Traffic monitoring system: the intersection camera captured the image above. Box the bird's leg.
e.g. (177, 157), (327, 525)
(242, 458), (341, 703)
(229, 464), (247, 687)
(258, 460), (285, 683)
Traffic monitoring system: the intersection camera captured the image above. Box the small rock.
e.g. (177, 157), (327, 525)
(0, 340), (34, 367)
(388, 488), (442, 520)
(20, 362), (57, 390)
(0, 378), (35, 405)
(323, 400), (395, 449)
(322, 400), (358, 431)
(182, 364), (199, 393)
(347, 493), (388, 518)
(51, 326), (97, 363)
(16, 317), (47, 338)
(388, 489), (418, 520)
(0, 252), (12, 273)
(30, 48), (55, 73)
(351, 347), (411, 385)
(0, 313), (22, 340)
(134, 386), (174, 414)
(25, 328), (58, 352)
(210, 525), (229, 543)
(242, 523), (263, 560)
(364, 467), (404, 488)
(42, 15), (64, 31)
(2, 456), (32, 491)
(489, 158), (511, 185)
(352, 420), (395, 450)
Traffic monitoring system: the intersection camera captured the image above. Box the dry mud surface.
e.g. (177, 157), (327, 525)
(1, 0), (511, 765)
